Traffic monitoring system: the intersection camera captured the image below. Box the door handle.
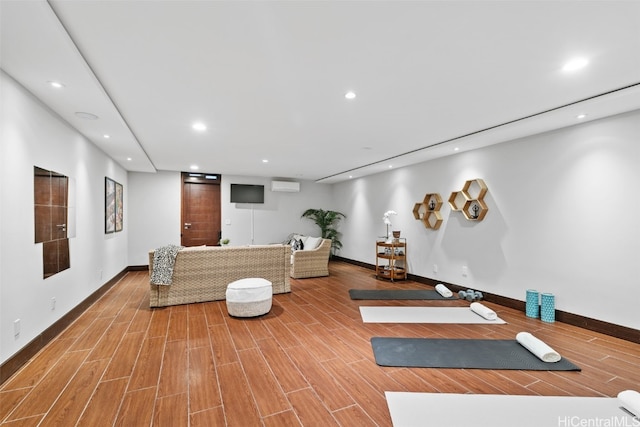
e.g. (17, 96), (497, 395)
(184, 223), (191, 229)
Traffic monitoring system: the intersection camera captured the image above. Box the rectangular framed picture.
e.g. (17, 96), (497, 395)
(115, 181), (123, 232)
(105, 177), (116, 234)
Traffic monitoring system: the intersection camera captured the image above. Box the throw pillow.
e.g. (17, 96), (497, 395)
(290, 234), (303, 247)
(295, 234), (310, 246)
(303, 236), (321, 250)
(292, 238), (304, 251)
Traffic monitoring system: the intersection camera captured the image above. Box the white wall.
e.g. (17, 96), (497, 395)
(221, 176), (334, 246)
(126, 173), (334, 265)
(1, 71), (129, 364)
(334, 110), (640, 330)
(127, 170), (181, 266)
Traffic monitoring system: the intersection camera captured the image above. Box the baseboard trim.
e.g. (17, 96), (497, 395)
(332, 257), (640, 343)
(0, 267), (128, 384)
(333, 256), (373, 271)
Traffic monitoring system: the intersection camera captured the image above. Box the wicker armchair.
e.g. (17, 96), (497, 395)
(290, 238), (331, 279)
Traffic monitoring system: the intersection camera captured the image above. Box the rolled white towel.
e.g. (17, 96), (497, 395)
(470, 302), (497, 320)
(435, 283), (453, 298)
(515, 332), (562, 363)
(618, 390), (640, 417)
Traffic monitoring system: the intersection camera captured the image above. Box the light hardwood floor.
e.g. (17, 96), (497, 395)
(1, 261), (639, 426)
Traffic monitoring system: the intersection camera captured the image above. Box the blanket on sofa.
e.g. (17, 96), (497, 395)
(150, 244), (183, 285)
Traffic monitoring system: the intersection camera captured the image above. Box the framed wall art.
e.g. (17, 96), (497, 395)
(105, 177), (116, 234)
(115, 181), (123, 232)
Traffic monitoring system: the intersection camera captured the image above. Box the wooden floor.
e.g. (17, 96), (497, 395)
(1, 261), (639, 426)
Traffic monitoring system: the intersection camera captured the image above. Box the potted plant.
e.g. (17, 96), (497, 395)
(301, 208), (346, 255)
(219, 238), (230, 246)
(383, 210), (397, 242)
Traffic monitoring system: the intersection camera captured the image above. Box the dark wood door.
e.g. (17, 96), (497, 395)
(35, 166), (70, 278)
(181, 173), (221, 247)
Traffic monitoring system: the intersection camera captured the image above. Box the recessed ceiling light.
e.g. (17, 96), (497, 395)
(126, 157), (132, 161)
(453, 147), (460, 151)
(262, 159), (269, 163)
(192, 122), (207, 131)
(345, 91), (356, 100)
(48, 81), (65, 89)
(75, 112), (99, 120)
(190, 165), (199, 170)
(349, 175), (353, 179)
(388, 165), (393, 169)
(562, 57), (589, 72)
(576, 114), (587, 119)
(103, 134), (110, 139)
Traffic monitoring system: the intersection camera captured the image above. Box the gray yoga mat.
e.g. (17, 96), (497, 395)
(371, 337), (581, 371)
(349, 289), (454, 300)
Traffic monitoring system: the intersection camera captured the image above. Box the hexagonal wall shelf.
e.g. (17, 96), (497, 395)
(462, 198), (488, 221)
(413, 193), (443, 229)
(424, 193), (443, 211)
(423, 210), (443, 229)
(462, 178), (488, 200)
(448, 191), (466, 211)
(412, 202), (425, 220)
(448, 178), (489, 221)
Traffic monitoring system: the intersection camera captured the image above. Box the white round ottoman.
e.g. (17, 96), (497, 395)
(225, 278), (272, 317)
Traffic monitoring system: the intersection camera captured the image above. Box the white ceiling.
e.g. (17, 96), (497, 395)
(2, 0), (639, 183)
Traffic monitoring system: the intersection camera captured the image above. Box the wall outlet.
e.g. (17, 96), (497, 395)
(433, 264), (438, 274)
(51, 297), (56, 311)
(462, 265), (468, 277)
(14, 319), (20, 338)
(98, 269), (103, 281)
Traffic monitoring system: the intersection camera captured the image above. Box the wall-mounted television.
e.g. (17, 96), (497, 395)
(230, 184), (264, 204)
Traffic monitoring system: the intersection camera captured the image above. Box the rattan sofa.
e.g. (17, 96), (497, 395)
(149, 244), (290, 307)
(290, 238), (332, 279)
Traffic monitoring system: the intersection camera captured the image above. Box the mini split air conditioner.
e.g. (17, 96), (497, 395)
(271, 181), (300, 192)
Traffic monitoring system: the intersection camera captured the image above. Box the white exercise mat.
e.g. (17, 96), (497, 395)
(359, 306), (506, 324)
(385, 392), (636, 427)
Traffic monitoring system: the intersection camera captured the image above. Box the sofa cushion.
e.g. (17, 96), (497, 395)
(303, 236), (322, 250)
